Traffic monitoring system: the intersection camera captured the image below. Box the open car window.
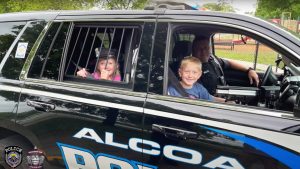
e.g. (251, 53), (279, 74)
(213, 33), (284, 74)
(166, 23), (299, 113)
(64, 23), (142, 85)
(28, 22), (142, 90)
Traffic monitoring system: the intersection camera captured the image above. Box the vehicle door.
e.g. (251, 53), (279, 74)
(16, 16), (156, 168)
(142, 20), (300, 169)
(0, 20), (27, 127)
(0, 20), (49, 168)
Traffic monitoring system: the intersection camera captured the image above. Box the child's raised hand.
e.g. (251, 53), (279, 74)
(77, 68), (88, 78)
(100, 69), (110, 80)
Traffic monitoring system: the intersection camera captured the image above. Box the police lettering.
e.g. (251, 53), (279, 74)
(57, 143), (156, 169)
(5, 146), (22, 153)
(72, 127), (244, 169)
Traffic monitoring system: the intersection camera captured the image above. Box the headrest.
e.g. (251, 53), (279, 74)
(172, 41), (192, 61)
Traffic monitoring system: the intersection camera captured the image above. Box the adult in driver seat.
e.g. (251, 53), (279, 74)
(192, 35), (260, 95)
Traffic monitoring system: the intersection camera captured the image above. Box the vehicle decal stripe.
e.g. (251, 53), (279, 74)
(21, 88), (144, 113)
(144, 109), (300, 154)
(153, 95), (290, 117)
(0, 85), (143, 113)
(203, 126), (300, 169)
(0, 85), (22, 93)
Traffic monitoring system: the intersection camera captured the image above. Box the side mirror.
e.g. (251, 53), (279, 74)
(275, 55), (283, 72)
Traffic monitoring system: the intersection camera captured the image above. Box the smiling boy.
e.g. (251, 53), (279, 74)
(168, 56), (225, 102)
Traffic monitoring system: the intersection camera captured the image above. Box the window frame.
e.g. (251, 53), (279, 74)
(60, 21), (144, 90)
(22, 19), (148, 93)
(163, 21), (298, 114)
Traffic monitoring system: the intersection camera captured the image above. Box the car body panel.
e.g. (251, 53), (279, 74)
(0, 11), (59, 22)
(17, 80), (146, 168)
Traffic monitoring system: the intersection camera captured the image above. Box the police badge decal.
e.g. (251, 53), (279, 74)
(4, 146), (22, 168)
(27, 146), (45, 169)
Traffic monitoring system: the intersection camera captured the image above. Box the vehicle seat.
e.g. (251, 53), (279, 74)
(168, 67), (189, 97)
(170, 40), (192, 75)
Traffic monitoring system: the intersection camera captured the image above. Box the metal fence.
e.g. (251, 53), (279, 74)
(278, 12), (300, 34)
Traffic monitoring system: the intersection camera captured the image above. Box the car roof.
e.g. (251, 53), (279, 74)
(1, 9), (298, 46)
(0, 11), (60, 22)
(1, 9), (299, 62)
(58, 9), (156, 15)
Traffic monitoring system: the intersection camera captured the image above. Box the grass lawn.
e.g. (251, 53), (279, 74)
(215, 43), (279, 66)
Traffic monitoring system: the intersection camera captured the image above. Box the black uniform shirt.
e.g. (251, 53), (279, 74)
(199, 56), (230, 95)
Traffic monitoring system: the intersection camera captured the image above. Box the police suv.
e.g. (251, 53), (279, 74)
(0, 6), (300, 169)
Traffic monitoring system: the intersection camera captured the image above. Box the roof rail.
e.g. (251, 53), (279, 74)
(145, 4), (184, 10)
(144, 1), (193, 10)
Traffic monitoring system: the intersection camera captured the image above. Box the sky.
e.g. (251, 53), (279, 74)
(174, 0), (258, 14)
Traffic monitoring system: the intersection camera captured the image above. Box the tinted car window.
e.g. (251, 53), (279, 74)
(2, 21), (46, 79)
(28, 22), (69, 80)
(0, 22), (25, 66)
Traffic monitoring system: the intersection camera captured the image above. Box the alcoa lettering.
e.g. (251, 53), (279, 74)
(58, 127), (244, 169)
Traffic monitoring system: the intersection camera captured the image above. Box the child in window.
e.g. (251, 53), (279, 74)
(77, 49), (121, 81)
(168, 56), (225, 102)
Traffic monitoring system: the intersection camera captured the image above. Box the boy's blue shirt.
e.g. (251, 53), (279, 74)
(168, 82), (213, 101)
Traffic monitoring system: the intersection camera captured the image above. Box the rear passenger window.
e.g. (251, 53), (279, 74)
(0, 22), (25, 67)
(63, 23), (142, 85)
(27, 22), (142, 86)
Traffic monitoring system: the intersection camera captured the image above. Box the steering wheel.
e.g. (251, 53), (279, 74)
(260, 65), (272, 86)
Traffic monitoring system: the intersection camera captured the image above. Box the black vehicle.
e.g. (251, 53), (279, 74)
(0, 7), (300, 169)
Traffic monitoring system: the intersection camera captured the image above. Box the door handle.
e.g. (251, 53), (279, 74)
(152, 124), (198, 140)
(26, 99), (55, 112)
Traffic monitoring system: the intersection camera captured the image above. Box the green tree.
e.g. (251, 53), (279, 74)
(0, 0), (148, 13)
(0, 0), (10, 13)
(255, 0), (300, 19)
(203, 0), (235, 12)
(103, 0), (148, 9)
(0, 0), (95, 13)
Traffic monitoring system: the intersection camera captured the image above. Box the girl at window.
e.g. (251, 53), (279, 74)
(77, 49), (121, 81)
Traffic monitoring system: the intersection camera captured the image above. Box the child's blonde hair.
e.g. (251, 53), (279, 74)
(180, 56), (202, 70)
